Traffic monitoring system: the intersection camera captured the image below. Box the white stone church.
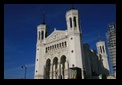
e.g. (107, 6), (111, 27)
(34, 5), (110, 79)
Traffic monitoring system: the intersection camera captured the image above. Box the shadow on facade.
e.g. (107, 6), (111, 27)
(83, 43), (110, 79)
(93, 56), (110, 79)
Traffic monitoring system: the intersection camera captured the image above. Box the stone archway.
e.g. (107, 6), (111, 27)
(45, 59), (51, 79)
(53, 57), (58, 79)
(60, 55), (66, 79)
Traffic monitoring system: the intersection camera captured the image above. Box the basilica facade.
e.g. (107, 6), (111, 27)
(34, 5), (110, 79)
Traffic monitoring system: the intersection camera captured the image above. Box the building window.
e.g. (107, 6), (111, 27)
(71, 37), (73, 40)
(37, 48), (39, 50)
(64, 41), (67, 47)
(100, 46), (102, 53)
(52, 45), (54, 49)
(71, 50), (74, 53)
(60, 43), (61, 47)
(57, 44), (59, 48)
(69, 17), (72, 28)
(36, 70), (38, 73)
(103, 46), (105, 53)
(55, 45), (56, 48)
(46, 48), (47, 53)
(39, 31), (40, 40)
(37, 59), (38, 61)
(41, 31), (44, 40)
(73, 16), (77, 27)
(62, 42), (64, 47)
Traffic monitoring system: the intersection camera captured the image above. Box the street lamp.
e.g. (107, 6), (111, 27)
(21, 65), (27, 79)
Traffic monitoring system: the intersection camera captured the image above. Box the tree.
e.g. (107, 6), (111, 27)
(102, 74), (107, 79)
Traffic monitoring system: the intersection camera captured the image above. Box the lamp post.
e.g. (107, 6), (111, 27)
(21, 65), (27, 79)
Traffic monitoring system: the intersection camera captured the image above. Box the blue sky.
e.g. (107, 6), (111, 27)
(4, 4), (116, 79)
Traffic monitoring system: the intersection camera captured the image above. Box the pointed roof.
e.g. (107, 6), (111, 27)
(42, 12), (46, 24)
(98, 30), (102, 41)
(71, 4), (75, 9)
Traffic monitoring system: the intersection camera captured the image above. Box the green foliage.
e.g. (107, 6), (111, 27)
(102, 74), (107, 79)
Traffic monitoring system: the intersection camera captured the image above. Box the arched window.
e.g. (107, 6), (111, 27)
(64, 41), (67, 47)
(73, 16), (77, 27)
(46, 47), (47, 53)
(62, 42), (64, 47)
(60, 43), (61, 47)
(103, 46), (105, 53)
(60, 55), (66, 79)
(100, 46), (102, 53)
(69, 17), (72, 28)
(55, 45), (56, 48)
(39, 31), (40, 40)
(45, 59), (51, 79)
(41, 31), (44, 40)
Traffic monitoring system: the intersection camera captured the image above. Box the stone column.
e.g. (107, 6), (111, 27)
(55, 65), (58, 79)
(52, 64), (53, 79)
(60, 64), (62, 79)
(53, 65), (55, 79)
(64, 61), (69, 79)
(62, 64), (65, 79)
(58, 63), (61, 79)
(56, 63), (59, 79)
(50, 64), (52, 79)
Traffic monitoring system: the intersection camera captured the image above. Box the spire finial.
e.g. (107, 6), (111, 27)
(71, 4), (74, 9)
(98, 30), (102, 41)
(42, 12), (45, 24)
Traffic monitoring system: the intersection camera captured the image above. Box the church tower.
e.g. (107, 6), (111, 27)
(34, 13), (48, 79)
(96, 31), (110, 76)
(66, 5), (84, 79)
(34, 5), (84, 79)
(37, 13), (48, 44)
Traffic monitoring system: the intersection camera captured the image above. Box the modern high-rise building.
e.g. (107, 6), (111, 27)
(106, 23), (116, 73)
